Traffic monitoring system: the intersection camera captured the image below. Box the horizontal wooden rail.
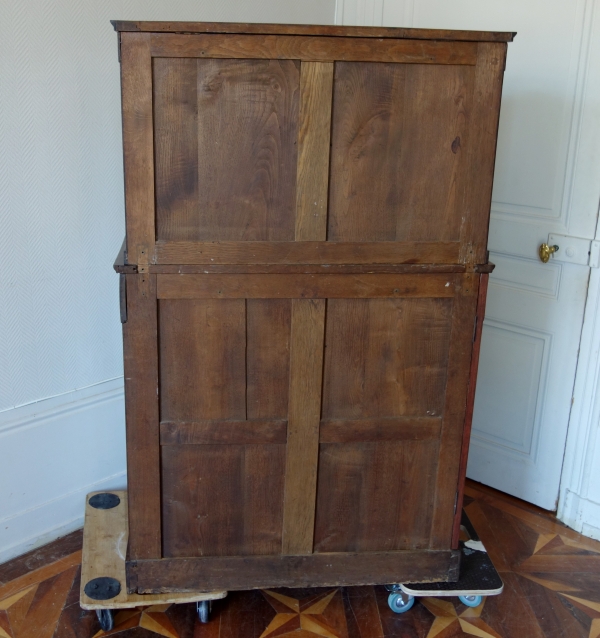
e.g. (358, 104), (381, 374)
(156, 274), (457, 299)
(128, 549), (461, 593)
(320, 417), (442, 443)
(149, 34), (478, 65)
(160, 420), (287, 445)
(154, 241), (461, 266)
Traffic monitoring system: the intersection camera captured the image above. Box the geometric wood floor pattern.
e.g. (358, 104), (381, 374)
(0, 481), (599, 637)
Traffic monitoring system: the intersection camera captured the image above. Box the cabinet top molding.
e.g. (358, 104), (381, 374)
(110, 21), (516, 42)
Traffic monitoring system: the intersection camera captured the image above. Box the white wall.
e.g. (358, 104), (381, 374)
(0, 0), (335, 563)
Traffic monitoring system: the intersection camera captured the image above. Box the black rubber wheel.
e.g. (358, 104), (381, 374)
(197, 600), (210, 623)
(96, 608), (114, 631)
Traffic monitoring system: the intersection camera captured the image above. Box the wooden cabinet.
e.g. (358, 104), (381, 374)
(112, 21), (513, 594)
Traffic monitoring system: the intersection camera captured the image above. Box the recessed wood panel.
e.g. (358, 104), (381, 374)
(162, 444), (285, 557)
(313, 440), (438, 552)
(247, 299), (291, 419)
(159, 299), (246, 421)
(154, 58), (300, 242)
(328, 62), (474, 242)
(322, 298), (453, 419)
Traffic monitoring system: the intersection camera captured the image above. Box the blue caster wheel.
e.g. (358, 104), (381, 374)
(197, 600), (211, 623)
(96, 609), (114, 632)
(388, 592), (415, 613)
(459, 594), (482, 607)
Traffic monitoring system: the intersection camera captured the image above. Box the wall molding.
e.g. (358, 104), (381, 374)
(0, 378), (127, 563)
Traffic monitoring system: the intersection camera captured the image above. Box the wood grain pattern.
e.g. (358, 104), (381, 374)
(122, 275), (161, 559)
(247, 299), (291, 419)
(153, 58), (199, 243)
(160, 420), (288, 445)
(156, 274), (457, 299)
(319, 417), (441, 443)
(162, 444), (286, 557)
(146, 263), (467, 274)
(295, 62), (333, 241)
(120, 33), (154, 267)
(112, 21), (516, 43)
(149, 34), (478, 65)
(452, 273), (489, 547)
(459, 43), (507, 264)
(430, 273), (480, 548)
(153, 240), (461, 265)
(154, 58), (299, 242)
(158, 299), (246, 421)
(314, 440), (439, 552)
(128, 549), (460, 593)
(322, 298), (453, 419)
(328, 63), (474, 243)
(281, 299), (326, 555)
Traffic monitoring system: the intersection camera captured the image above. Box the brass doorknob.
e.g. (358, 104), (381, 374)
(539, 243), (559, 263)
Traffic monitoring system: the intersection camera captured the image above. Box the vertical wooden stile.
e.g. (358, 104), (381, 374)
(282, 61), (333, 555)
(123, 274), (162, 559)
(429, 273), (480, 548)
(295, 61), (334, 242)
(120, 33), (156, 268)
(459, 43), (507, 264)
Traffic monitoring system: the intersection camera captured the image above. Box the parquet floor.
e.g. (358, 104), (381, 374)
(0, 481), (599, 637)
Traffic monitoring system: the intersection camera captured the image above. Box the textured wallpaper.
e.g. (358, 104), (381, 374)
(0, 0), (335, 412)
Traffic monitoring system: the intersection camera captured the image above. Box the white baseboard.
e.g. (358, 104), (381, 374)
(0, 379), (127, 564)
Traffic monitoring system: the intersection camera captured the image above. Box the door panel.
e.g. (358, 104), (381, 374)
(375, 0), (598, 508)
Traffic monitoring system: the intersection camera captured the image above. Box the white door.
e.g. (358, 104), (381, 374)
(337, 0), (600, 509)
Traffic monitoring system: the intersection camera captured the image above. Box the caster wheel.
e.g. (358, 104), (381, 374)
(96, 608), (114, 632)
(197, 600), (211, 623)
(388, 592), (415, 614)
(385, 584), (402, 593)
(459, 594), (482, 607)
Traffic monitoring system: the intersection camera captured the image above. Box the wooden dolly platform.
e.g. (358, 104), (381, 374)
(79, 491), (227, 632)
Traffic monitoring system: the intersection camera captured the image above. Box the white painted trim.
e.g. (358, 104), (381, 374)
(0, 471), (127, 565)
(0, 379), (127, 564)
(558, 0), (600, 537)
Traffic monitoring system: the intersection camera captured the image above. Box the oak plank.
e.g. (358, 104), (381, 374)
(160, 420), (287, 445)
(156, 273), (457, 300)
(161, 444), (285, 557)
(158, 299), (246, 421)
(127, 549), (461, 593)
(281, 299), (326, 555)
(153, 58), (199, 243)
(149, 34), (478, 65)
(295, 62), (334, 241)
(319, 417), (441, 443)
(112, 21), (516, 43)
(430, 273), (480, 548)
(120, 33), (155, 267)
(147, 264), (467, 275)
(459, 43), (507, 264)
(247, 299), (291, 419)
(153, 240), (461, 265)
(452, 273), (489, 547)
(122, 274), (161, 559)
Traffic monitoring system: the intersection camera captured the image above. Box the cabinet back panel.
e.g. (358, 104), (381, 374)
(154, 58), (300, 242)
(328, 62), (474, 242)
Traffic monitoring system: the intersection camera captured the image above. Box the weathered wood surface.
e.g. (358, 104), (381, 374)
(128, 550), (461, 593)
(153, 241), (461, 265)
(112, 20), (516, 43)
(156, 273), (457, 299)
(122, 275), (161, 560)
(149, 34), (478, 65)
